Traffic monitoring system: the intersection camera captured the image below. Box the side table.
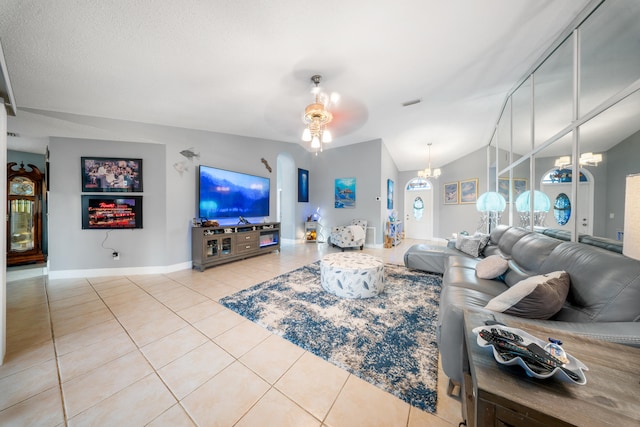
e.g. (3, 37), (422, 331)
(462, 309), (640, 426)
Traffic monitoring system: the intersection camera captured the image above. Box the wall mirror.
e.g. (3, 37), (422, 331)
(491, 0), (640, 244)
(534, 34), (573, 149)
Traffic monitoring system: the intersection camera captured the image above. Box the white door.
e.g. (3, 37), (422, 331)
(541, 181), (593, 235)
(404, 186), (433, 239)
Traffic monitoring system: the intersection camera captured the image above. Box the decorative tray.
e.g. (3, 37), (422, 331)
(473, 325), (588, 385)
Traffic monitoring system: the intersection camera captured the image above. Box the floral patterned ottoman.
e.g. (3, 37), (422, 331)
(320, 252), (385, 298)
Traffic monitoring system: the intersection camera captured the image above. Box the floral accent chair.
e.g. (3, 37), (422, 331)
(330, 219), (368, 251)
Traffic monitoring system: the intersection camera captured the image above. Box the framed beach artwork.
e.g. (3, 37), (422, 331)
(387, 179), (394, 209)
(513, 178), (528, 200)
(498, 177), (510, 202)
(459, 178), (478, 204)
(444, 182), (459, 205)
(297, 168), (309, 203)
(335, 177), (356, 208)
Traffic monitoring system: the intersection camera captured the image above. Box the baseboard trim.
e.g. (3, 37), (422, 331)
(7, 265), (48, 282)
(48, 261), (192, 280)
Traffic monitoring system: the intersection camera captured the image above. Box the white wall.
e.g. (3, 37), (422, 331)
(380, 142), (399, 241)
(311, 139), (387, 245)
(11, 109), (375, 275)
(48, 137), (166, 271)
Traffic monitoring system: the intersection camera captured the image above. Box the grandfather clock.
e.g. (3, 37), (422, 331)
(7, 162), (46, 266)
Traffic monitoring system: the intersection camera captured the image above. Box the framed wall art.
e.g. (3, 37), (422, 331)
(335, 177), (356, 208)
(444, 181), (459, 205)
(387, 179), (394, 209)
(498, 177), (510, 202)
(81, 157), (143, 192)
(298, 168), (309, 202)
(513, 178), (528, 200)
(460, 178), (478, 204)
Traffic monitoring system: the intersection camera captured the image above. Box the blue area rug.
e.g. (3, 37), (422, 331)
(219, 261), (442, 413)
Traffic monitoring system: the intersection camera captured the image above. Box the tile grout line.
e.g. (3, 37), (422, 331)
(43, 274), (72, 427)
(89, 276), (204, 425)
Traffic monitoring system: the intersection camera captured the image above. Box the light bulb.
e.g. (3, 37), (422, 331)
(322, 130), (332, 143)
(311, 136), (320, 148)
(302, 128), (311, 142)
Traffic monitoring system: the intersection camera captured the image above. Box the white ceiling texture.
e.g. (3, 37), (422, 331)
(0, 0), (591, 171)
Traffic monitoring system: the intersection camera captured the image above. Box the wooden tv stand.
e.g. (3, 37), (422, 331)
(191, 222), (280, 271)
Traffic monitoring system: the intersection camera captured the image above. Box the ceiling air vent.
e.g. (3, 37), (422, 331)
(401, 99), (422, 107)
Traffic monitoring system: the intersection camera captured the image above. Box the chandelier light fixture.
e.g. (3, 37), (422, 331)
(301, 75), (338, 154)
(417, 143), (441, 180)
(554, 152), (603, 169)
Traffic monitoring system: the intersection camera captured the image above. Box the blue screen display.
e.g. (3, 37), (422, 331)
(198, 166), (270, 219)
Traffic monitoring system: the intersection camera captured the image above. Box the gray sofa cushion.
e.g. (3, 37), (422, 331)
(503, 232), (563, 286)
(497, 227), (530, 256)
(579, 235), (623, 253)
(541, 242), (640, 322)
(404, 244), (466, 274)
(510, 233), (563, 273)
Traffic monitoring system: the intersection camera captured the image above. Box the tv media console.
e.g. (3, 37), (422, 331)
(191, 222), (280, 271)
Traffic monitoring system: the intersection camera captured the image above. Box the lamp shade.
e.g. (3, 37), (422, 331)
(515, 190), (551, 213)
(476, 192), (506, 212)
(623, 174), (640, 260)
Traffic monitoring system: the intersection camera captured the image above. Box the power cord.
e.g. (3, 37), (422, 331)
(101, 230), (119, 259)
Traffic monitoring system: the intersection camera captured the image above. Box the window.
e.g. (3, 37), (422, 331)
(406, 177), (432, 191)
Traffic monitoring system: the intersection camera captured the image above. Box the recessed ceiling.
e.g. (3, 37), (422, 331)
(0, 0), (591, 170)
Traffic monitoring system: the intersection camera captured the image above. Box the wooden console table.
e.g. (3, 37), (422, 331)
(191, 222), (280, 271)
(462, 310), (640, 426)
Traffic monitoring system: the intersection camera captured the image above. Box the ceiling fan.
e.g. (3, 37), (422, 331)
(262, 70), (369, 150)
(301, 75), (341, 153)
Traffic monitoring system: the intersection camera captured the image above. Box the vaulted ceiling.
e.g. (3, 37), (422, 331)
(0, 0), (590, 170)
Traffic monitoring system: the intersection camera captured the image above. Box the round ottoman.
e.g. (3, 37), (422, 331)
(320, 252), (385, 298)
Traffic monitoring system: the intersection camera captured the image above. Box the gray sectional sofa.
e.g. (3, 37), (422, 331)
(404, 225), (640, 387)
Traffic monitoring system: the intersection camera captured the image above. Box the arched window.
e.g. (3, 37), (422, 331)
(542, 168), (589, 183)
(406, 177), (432, 191)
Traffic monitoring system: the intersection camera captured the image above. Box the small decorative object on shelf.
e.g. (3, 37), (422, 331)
(305, 221), (318, 242)
(386, 220), (402, 247)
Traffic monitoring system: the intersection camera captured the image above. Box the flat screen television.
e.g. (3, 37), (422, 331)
(82, 195), (143, 229)
(198, 165), (270, 220)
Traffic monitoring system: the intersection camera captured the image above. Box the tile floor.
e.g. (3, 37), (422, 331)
(0, 239), (463, 426)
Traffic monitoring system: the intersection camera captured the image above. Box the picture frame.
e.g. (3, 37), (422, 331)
(444, 181), (459, 205)
(297, 168), (309, 203)
(513, 178), (528, 200)
(460, 178), (479, 204)
(387, 179), (394, 209)
(498, 177), (510, 202)
(81, 157), (143, 192)
(335, 177), (356, 208)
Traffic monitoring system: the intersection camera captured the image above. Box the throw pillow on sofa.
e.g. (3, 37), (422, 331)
(476, 255), (509, 279)
(485, 271), (570, 319)
(455, 233), (490, 257)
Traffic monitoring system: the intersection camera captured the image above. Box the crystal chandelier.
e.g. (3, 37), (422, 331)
(301, 75), (337, 154)
(417, 143), (441, 179)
